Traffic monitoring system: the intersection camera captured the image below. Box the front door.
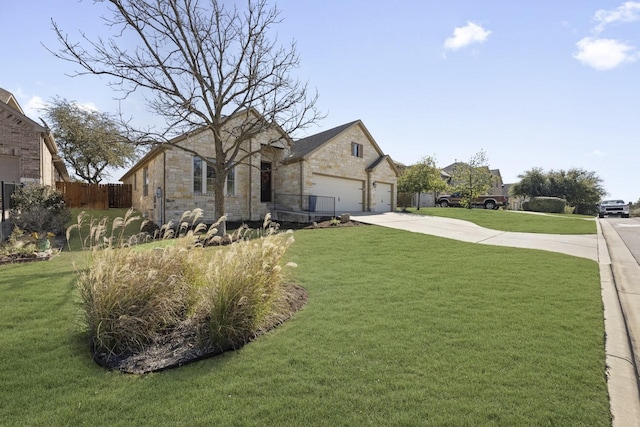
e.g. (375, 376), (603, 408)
(261, 162), (272, 202)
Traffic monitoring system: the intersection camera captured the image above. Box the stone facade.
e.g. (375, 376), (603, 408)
(122, 113), (288, 224)
(121, 114), (398, 225)
(278, 121), (397, 212)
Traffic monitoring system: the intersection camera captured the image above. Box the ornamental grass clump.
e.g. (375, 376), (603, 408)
(197, 221), (295, 349)
(76, 243), (193, 355)
(70, 209), (298, 370)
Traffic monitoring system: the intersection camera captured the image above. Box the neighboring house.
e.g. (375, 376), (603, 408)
(502, 183), (525, 211)
(0, 88), (70, 226)
(0, 88), (70, 185)
(441, 162), (504, 193)
(120, 113), (398, 224)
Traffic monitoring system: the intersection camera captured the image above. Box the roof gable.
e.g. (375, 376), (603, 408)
(286, 120), (359, 161)
(120, 108), (291, 181)
(0, 87), (24, 113)
(286, 119), (390, 162)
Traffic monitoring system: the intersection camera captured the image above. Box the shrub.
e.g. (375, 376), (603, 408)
(10, 184), (71, 235)
(71, 209), (296, 359)
(397, 192), (413, 210)
(522, 197), (566, 214)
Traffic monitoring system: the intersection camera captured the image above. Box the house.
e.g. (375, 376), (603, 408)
(441, 162), (504, 193)
(120, 112), (398, 225)
(0, 88), (70, 185)
(0, 88), (70, 225)
(277, 120), (398, 217)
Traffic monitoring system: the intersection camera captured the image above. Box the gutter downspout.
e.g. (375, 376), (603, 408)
(162, 151), (166, 225)
(300, 160), (304, 211)
(366, 170), (372, 212)
(248, 148), (252, 221)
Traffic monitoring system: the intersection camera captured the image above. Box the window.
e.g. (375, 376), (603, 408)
(143, 167), (149, 196)
(193, 157), (203, 193)
(193, 156), (235, 195)
(351, 142), (363, 158)
(133, 173), (137, 191)
(226, 163), (235, 195)
(205, 158), (216, 193)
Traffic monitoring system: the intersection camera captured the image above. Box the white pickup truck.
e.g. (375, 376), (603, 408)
(598, 200), (630, 218)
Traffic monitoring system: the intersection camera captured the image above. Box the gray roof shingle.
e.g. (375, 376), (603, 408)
(286, 120), (360, 162)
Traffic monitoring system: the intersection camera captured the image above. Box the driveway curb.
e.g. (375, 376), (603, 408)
(598, 219), (640, 427)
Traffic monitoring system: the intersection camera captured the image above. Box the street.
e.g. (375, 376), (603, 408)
(605, 217), (640, 265)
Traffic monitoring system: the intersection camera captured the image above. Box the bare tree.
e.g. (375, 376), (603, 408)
(49, 0), (322, 223)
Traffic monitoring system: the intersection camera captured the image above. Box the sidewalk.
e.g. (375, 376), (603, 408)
(351, 212), (640, 427)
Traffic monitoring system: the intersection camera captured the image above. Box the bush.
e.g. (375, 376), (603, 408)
(72, 209), (296, 359)
(522, 197), (566, 214)
(397, 192), (413, 210)
(10, 185), (71, 235)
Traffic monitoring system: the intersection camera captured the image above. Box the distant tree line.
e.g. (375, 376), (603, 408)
(510, 167), (606, 214)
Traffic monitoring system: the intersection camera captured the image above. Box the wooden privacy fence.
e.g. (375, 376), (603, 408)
(56, 182), (132, 209)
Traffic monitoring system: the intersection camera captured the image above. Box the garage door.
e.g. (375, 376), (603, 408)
(374, 183), (392, 212)
(312, 174), (363, 213)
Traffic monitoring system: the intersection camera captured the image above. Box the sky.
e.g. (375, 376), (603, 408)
(2, 1), (639, 202)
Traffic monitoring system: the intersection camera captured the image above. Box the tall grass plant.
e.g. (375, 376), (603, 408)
(69, 209), (295, 362)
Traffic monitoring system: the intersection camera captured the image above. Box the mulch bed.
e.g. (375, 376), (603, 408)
(0, 252), (55, 265)
(93, 284), (309, 374)
(228, 219), (367, 231)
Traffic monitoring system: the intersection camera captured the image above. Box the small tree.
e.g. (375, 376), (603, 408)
(397, 156), (447, 210)
(450, 150), (493, 209)
(44, 98), (137, 183)
(548, 169), (605, 215)
(510, 167), (547, 199)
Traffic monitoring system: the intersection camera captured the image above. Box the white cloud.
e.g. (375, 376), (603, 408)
(594, 1), (640, 33)
(574, 37), (637, 70)
(444, 21), (492, 51)
(592, 149), (605, 157)
(22, 96), (47, 120)
(77, 102), (99, 112)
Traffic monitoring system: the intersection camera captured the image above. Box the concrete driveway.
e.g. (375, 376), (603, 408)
(351, 211), (640, 427)
(351, 212), (598, 261)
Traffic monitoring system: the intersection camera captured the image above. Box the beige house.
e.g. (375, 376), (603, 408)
(120, 113), (398, 224)
(277, 120), (398, 218)
(0, 88), (70, 185)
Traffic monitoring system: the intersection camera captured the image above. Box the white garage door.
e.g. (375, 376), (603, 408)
(312, 175), (363, 214)
(374, 183), (392, 212)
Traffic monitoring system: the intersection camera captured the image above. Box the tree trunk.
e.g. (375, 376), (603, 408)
(213, 174), (227, 236)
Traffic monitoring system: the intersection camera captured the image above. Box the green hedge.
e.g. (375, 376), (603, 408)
(522, 197), (566, 214)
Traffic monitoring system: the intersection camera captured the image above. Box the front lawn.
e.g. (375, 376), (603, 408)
(0, 226), (609, 425)
(405, 207), (596, 234)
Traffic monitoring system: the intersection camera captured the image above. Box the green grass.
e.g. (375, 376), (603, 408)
(406, 207), (596, 234)
(0, 226), (609, 426)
